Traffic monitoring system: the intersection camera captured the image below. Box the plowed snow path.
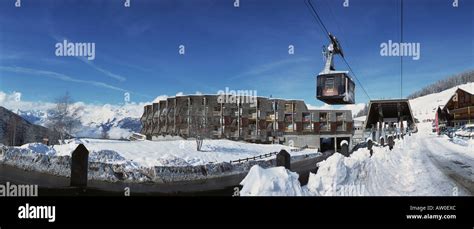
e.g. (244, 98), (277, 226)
(419, 134), (474, 194)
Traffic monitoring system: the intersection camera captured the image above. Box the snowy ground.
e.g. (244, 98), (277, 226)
(240, 123), (473, 196)
(0, 139), (319, 182)
(48, 139), (317, 167)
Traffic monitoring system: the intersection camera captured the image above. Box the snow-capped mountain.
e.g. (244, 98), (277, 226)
(0, 90), (147, 139)
(14, 103), (144, 139)
(15, 109), (49, 125)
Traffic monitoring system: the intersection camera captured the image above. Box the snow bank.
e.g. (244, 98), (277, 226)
(306, 151), (370, 196)
(307, 141), (468, 196)
(0, 139), (319, 183)
(240, 134), (470, 196)
(89, 150), (127, 164)
(451, 136), (473, 147)
(50, 138), (318, 167)
(19, 143), (56, 156)
(240, 165), (303, 196)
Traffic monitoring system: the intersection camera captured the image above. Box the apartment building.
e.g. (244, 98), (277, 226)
(141, 95), (353, 151)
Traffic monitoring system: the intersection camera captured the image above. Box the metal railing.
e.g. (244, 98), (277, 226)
(229, 152), (278, 164)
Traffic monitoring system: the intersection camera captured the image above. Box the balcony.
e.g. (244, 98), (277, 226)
(211, 130), (222, 136)
(285, 124), (294, 132)
(250, 112), (258, 119)
(336, 123), (346, 132)
(303, 113), (311, 122)
(266, 114), (275, 121)
(320, 124), (330, 132)
(336, 113), (345, 122)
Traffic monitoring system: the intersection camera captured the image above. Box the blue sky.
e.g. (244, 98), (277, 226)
(0, 0), (472, 106)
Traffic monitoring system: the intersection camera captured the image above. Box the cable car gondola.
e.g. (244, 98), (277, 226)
(316, 34), (355, 105)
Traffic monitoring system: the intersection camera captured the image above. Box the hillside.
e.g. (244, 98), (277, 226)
(409, 82), (474, 121)
(0, 106), (60, 146)
(407, 70), (474, 99)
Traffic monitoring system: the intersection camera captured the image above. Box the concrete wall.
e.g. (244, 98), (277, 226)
(283, 134), (320, 149)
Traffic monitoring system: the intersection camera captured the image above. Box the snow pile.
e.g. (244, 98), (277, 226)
(89, 150), (127, 164)
(241, 133), (471, 196)
(307, 141), (469, 196)
(19, 143), (56, 156)
(305, 150), (372, 196)
(240, 165), (304, 196)
(2, 146), (71, 177)
(451, 137), (470, 146)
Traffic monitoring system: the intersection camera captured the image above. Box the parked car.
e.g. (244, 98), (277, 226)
(443, 127), (459, 138)
(454, 124), (474, 139)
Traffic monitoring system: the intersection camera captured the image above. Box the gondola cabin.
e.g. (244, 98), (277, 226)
(316, 71), (355, 104)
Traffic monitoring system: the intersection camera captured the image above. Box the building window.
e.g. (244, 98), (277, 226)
(320, 122), (329, 131)
(337, 122), (345, 131)
(303, 112), (311, 122)
(320, 113), (327, 122)
(325, 77), (335, 89)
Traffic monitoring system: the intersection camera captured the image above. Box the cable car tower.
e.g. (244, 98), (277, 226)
(316, 34), (355, 104)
